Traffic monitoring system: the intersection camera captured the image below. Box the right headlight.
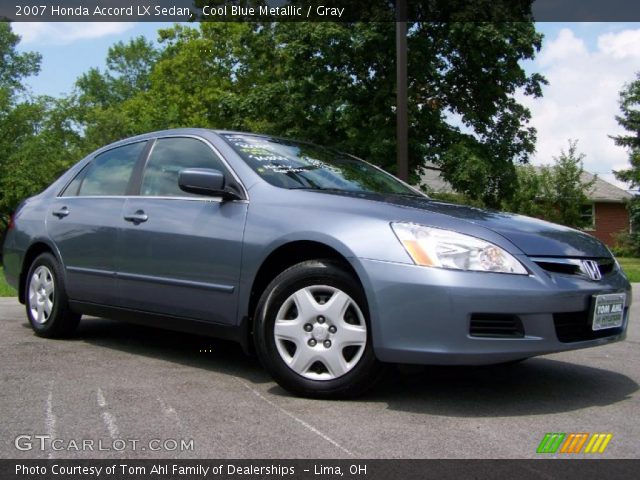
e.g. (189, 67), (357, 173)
(391, 222), (528, 275)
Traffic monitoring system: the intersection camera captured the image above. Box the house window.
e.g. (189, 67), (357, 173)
(580, 204), (595, 231)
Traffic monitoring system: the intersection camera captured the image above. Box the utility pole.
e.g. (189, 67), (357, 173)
(396, 0), (408, 181)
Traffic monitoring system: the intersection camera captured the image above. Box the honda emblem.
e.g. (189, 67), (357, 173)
(582, 260), (602, 281)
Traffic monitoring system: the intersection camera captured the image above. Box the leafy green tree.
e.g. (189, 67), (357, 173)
(502, 163), (547, 218)
(0, 23), (41, 95)
(611, 73), (640, 255)
(0, 24), (83, 237)
(543, 140), (596, 228)
(76, 37), (158, 108)
(1, 97), (83, 214)
(72, 21), (546, 207)
(0, 23), (42, 229)
(72, 37), (160, 151)
(613, 72), (640, 188)
(503, 140), (596, 228)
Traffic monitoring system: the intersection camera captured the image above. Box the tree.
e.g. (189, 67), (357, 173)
(0, 23), (41, 96)
(613, 72), (640, 188)
(0, 97), (83, 223)
(72, 19), (546, 207)
(544, 140), (596, 228)
(502, 163), (547, 218)
(0, 24), (82, 235)
(504, 140), (596, 229)
(612, 73), (640, 255)
(72, 36), (160, 151)
(0, 23), (42, 229)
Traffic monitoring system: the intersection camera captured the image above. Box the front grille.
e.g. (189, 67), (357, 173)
(553, 310), (625, 343)
(532, 257), (616, 279)
(469, 314), (525, 338)
(598, 261), (615, 276)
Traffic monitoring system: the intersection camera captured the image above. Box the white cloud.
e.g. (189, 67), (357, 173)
(521, 27), (640, 190)
(13, 22), (135, 45)
(598, 30), (640, 59)
(537, 28), (588, 67)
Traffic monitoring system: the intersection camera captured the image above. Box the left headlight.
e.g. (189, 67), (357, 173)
(391, 222), (528, 275)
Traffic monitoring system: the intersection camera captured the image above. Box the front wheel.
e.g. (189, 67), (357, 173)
(253, 260), (384, 399)
(25, 252), (81, 338)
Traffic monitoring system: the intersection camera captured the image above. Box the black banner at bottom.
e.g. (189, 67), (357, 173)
(1, 459), (639, 480)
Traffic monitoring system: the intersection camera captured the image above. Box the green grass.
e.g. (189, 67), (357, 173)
(0, 270), (17, 297)
(617, 257), (640, 283)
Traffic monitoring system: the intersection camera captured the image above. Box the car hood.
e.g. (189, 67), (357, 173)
(350, 193), (610, 258)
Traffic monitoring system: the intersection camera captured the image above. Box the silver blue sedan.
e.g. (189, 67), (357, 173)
(2, 129), (631, 398)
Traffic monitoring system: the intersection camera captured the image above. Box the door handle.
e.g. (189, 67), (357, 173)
(52, 207), (69, 218)
(124, 210), (148, 224)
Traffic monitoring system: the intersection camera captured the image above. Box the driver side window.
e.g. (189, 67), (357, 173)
(141, 137), (228, 197)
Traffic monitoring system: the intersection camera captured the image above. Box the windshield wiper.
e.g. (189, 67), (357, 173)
(384, 191), (427, 198)
(291, 187), (426, 198)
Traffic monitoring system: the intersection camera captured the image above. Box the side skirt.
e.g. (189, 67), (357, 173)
(68, 300), (251, 353)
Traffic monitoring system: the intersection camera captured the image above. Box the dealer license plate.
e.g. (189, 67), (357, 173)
(592, 293), (626, 331)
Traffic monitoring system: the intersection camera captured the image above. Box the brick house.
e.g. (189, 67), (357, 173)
(419, 168), (633, 248)
(579, 171), (632, 247)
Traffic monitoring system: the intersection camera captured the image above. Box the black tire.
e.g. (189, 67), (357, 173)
(253, 259), (384, 399)
(24, 252), (81, 338)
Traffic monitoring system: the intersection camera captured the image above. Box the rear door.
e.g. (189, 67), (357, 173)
(115, 136), (248, 324)
(47, 141), (147, 305)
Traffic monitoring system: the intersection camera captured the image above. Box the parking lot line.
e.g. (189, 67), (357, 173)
(44, 385), (56, 459)
(96, 388), (120, 439)
(237, 380), (353, 456)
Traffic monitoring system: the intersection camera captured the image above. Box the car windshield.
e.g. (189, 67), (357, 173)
(221, 133), (422, 196)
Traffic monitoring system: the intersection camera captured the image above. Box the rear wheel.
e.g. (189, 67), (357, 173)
(25, 253), (80, 338)
(253, 260), (384, 398)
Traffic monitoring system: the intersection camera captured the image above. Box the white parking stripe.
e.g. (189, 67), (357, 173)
(44, 385), (56, 459)
(96, 388), (120, 439)
(157, 397), (182, 426)
(96, 388), (107, 408)
(237, 380), (353, 457)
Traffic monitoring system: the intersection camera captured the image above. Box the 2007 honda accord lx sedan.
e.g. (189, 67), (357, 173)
(2, 128), (631, 397)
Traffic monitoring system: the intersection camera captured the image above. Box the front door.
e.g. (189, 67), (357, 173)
(115, 137), (248, 325)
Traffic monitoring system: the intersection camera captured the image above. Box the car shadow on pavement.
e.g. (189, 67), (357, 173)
(23, 317), (273, 386)
(363, 360), (638, 417)
(29, 318), (638, 415)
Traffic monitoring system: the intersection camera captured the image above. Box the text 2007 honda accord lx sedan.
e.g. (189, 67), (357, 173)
(2, 129), (631, 397)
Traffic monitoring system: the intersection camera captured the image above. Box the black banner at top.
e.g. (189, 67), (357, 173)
(2, 0), (640, 22)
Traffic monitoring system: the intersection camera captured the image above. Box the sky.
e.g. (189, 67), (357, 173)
(12, 21), (640, 190)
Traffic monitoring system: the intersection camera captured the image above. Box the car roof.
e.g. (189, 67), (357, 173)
(113, 128), (270, 142)
(97, 128), (296, 152)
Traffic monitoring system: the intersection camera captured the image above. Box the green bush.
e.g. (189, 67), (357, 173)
(612, 231), (640, 257)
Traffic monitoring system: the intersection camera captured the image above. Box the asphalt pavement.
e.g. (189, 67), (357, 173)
(0, 289), (638, 459)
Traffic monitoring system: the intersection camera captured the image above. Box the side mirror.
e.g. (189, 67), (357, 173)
(178, 168), (228, 197)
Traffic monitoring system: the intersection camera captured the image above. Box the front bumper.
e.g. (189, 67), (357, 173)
(356, 258), (631, 365)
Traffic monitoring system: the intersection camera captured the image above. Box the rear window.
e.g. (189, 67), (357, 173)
(78, 142), (146, 196)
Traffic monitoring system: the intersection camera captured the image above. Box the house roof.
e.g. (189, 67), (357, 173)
(581, 171), (633, 202)
(419, 166), (454, 194)
(419, 164), (633, 203)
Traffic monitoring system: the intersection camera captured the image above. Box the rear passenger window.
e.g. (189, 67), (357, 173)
(60, 164), (90, 197)
(141, 137), (227, 197)
(78, 142), (146, 196)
